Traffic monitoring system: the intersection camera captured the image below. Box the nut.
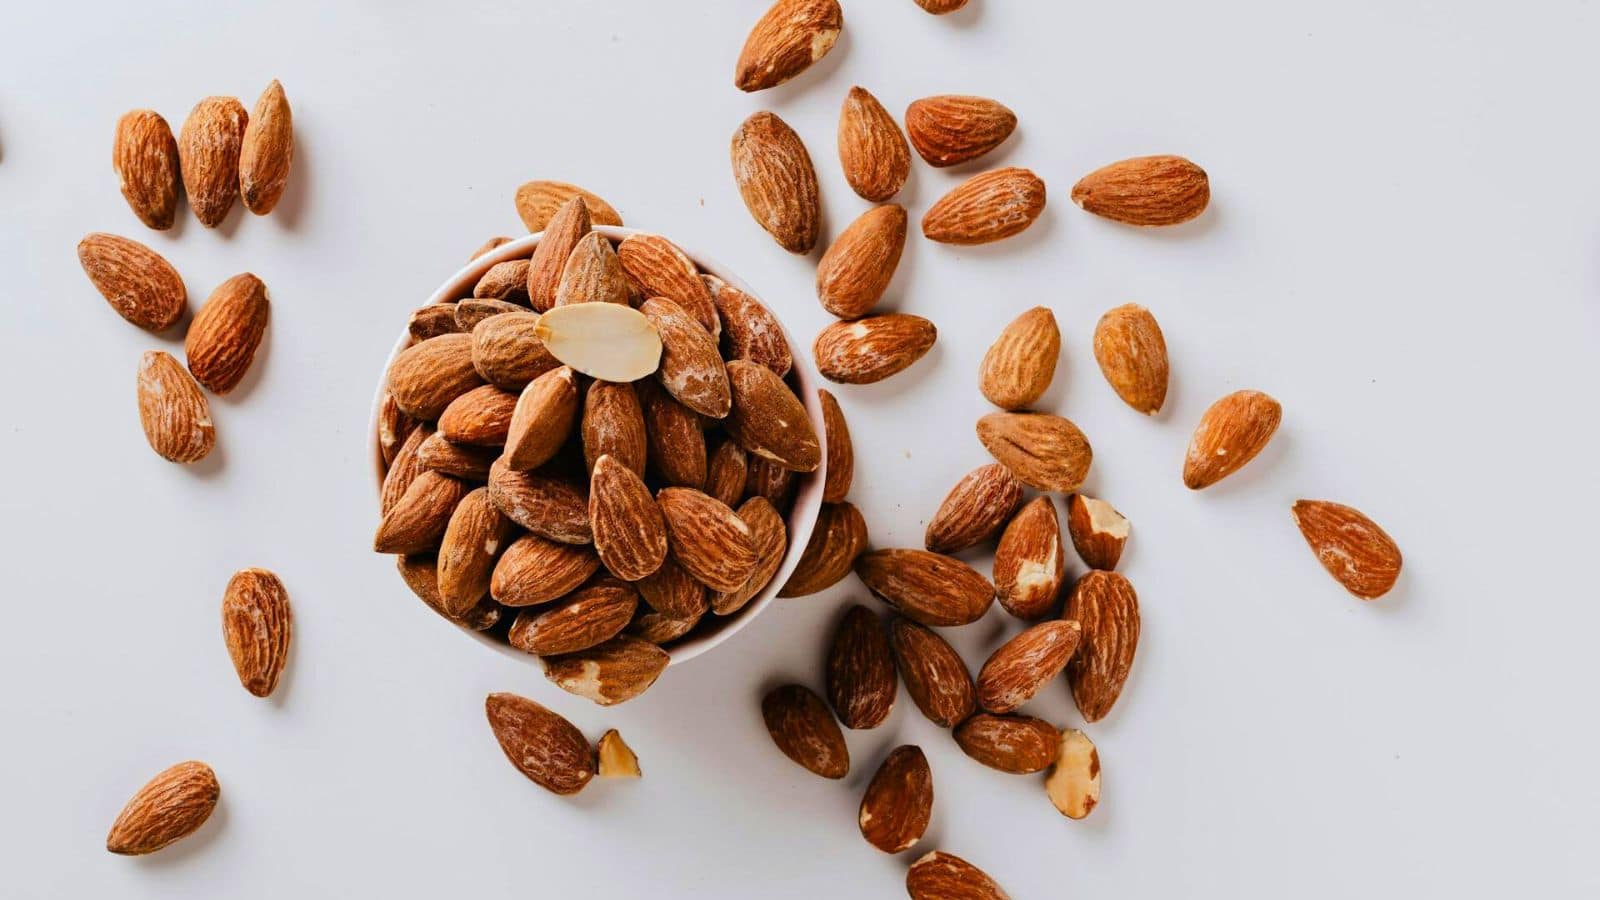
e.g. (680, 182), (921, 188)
(238, 80), (294, 215)
(78, 233), (186, 332)
(907, 851), (1009, 900)
(709, 496), (787, 614)
(491, 534), (601, 607)
(177, 97), (247, 227)
(472, 311), (560, 390)
(778, 501), (868, 597)
(1092, 303), (1169, 414)
(534, 302), (663, 383)
(762, 684), (849, 778)
(733, 0), (842, 92)
(220, 568), (292, 697)
(137, 351), (216, 463)
(816, 204), (907, 320)
(105, 761), (219, 855)
(542, 635), (669, 706)
(856, 549), (994, 627)
(527, 197), (593, 311)
(993, 497), (1067, 620)
(112, 109), (179, 230)
(825, 605), (897, 729)
(657, 487), (759, 592)
(484, 692), (595, 795)
(731, 111), (821, 253)
(979, 306), (1059, 410)
(641, 298), (731, 418)
(590, 454), (669, 581)
(438, 384), (518, 447)
(954, 714), (1060, 774)
(976, 411), (1093, 493)
(185, 273), (270, 394)
(618, 233), (720, 336)
(554, 231), (631, 308)
(1066, 494), (1130, 571)
(724, 360), (822, 472)
(905, 95), (1017, 167)
(1182, 390), (1282, 489)
(386, 333), (484, 421)
(597, 729), (642, 778)
(373, 470), (470, 555)
(1291, 500), (1403, 599)
(925, 463), (1024, 554)
(514, 181), (622, 233)
(503, 366), (579, 470)
(487, 460), (590, 543)
(704, 275), (793, 376)
(580, 378), (648, 476)
(858, 745), (933, 854)
(889, 617), (976, 727)
(437, 488), (514, 615)
(509, 577), (639, 655)
(813, 313), (937, 384)
(1071, 154), (1209, 226)
(1064, 571), (1140, 723)
(922, 167), (1046, 245)
(838, 85), (911, 202)
(818, 389), (853, 503)
(1044, 729), (1101, 819)
(975, 619), (1081, 714)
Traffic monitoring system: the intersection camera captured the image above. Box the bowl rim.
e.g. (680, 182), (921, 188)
(370, 224), (827, 667)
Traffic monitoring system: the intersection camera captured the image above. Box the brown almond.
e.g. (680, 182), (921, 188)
(816, 204), (907, 320)
(469, 236), (513, 261)
(1067, 494), (1130, 571)
(976, 411), (1093, 493)
(1071, 154), (1209, 226)
(762, 684), (849, 778)
(509, 578), (639, 655)
(220, 568), (291, 697)
(486, 459), (590, 543)
(105, 761), (219, 855)
(597, 729), (642, 778)
(581, 378), (648, 477)
(381, 424), (431, 515)
(184, 274), (269, 394)
(1092, 303), (1168, 414)
(1291, 500), (1403, 599)
(907, 851), (1009, 900)
(503, 366), (579, 470)
(438, 384), (518, 447)
(979, 306), (1059, 410)
(136, 351), (216, 464)
(976, 619), (1082, 714)
(641, 298), (732, 418)
(657, 487), (759, 592)
(954, 714), (1060, 774)
(178, 97), (248, 227)
(515, 181), (622, 233)
(472, 310), (560, 390)
(731, 111), (820, 253)
(818, 389), (853, 503)
(914, 0), (969, 11)
(1064, 571), (1140, 723)
(993, 496), (1067, 620)
(459, 300), (521, 334)
(710, 497), (786, 614)
(704, 275), (793, 377)
(555, 231), (631, 307)
(472, 261), (531, 304)
(922, 167), (1047, 245)
(78, 233), (186, 332)
(437, 488), (514, 615)
(484, 692), (595, 795)
(906, 95), (1017, 167)
(635, 557), (709, 621)
(814, 314), (936, 384)
(779, 501), (868, 597)
(618, 234), (719, 336)
(629, 608), (703, 645)
(491, 534), (601, 607)
(826, 605), (897, 729)
(889, 617), (976, 727)
(590, 454), (669, 581)
(856, 549), (994, 627)
(543, 635), (669, 706)
(377, 391), (417, 466)
(639, 381), (708, 488)
(1045, 729), (1101, 819)
(416, 432), (497, 481)
(734, 0), (842, 92)
(386, 333), (484, 421)
(838, 85), (911, 202)
(527, 196), (593, 312)
(409, 303), (462, 341)
(744, 454), (798, 509)
(705, 439), (750, 508)
(1182, 390), (1282, 489)
(238, 80), (293, 215)
(396, 554), (501, 631)
(112, 110), (179, 230)
(858, 745), (933, 854)
(925, 463), (1023, 554)
(724, 360), (821, 472)
(373, 470), (470, 554)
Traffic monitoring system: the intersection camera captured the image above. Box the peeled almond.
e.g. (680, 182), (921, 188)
(534, 302), (662, 383)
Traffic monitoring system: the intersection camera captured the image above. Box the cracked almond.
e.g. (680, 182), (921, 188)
(993, 497), (1067, 620)
(598, 729), (642, 778)
(1067, 494), (1130, 571)
(1045, 729), (1101, 819)
(734, 0), (842, 92)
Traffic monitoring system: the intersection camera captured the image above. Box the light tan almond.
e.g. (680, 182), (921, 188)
(473, 259), (531, 302)
(826, 605), (897, 729)
(816, 204), (907, 320)
(710, 496), (786, 614)
(178, 97), (248, 227)
(634, 557), (709, 621)
(976, 619), (1082, 714)
(78, 233), (186, 332)
(907, 851), (1009, 900)
(618, 234), (719, 336)
(1093, 303), (1168, 414)
(416, 432), (497, 481)
(239, 80), (293, 215)
(814, 314), (936, 384)
(484, 692), (595, 795)
(704, 275), (792, 377)
(954, 714), (1060, 774)
(762, 684), (849, 778)
(641, 298), (731, 418)
(457, 298), (531, 334)
(438, 384), (518, 447)
(744, 455), (798, 509)
(731, 111), (820, 253)
(185, 273), (269, 394)
(778, 501), (867, 597)
(639, 380), (707, 489)
(220, 568), (291, 698)
(888, 617), (976, 727)
(380, 424), (431, 515)
(976, 412), (1093, 493)
(554, 231), (630, 307)
(980, 306), (1059, 410)
(373, 470), (470, 554)
(1067, 494), (1130, 571)
(436, 488), (514, 615)
(1291, 500), (1403, 599)
(503, 366), (579, 470)
(409, 303), (462, 341)
(724, 360), (821, 472)
(112, 109), (179, 230)
(469, 236), (513, 261)
(1182, 390), (1282, 489)
(514, 180), (622, 233)
(838, 85), (911, 202)
(922, 167), (1047, 245)
(543, 635), (669, 706)
(527, 196), (592, 312)
(705, 439), (750, 508)
(1064, 571), (1140, 722)
(105, 761), (219, 855)
(993, 497), (1067, 620)
(534, 302), (663, 383)
(1071, 154), (1209, 226)
(906, 95), (1017, 167)
(597, 729), (642, 778)
(657, 487), (759, 592)
(377, 391), (417, 466)
(1045, 729), (1101, 819)
(396, 554), (502, 631)
(734, 0), (842, 92)
(818, 389), (853, 503)
(856, 549), (994, 627)
(486, 458), (590, 543)
(581, 378), (648, 477)
(137, 351), (215, 464)
(472, 311), (560, 390)
(509, 577), (639, 655)
(858, 745), (933, 854)
(491, 533), (601, 607)
(386, 333), (484, 421)
(925, 463), (1023, 554)
(590, 454), (669, 581)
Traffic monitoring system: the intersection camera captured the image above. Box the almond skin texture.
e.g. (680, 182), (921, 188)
(416, 432), (497, 481)
(137, 351), (216, 463)
(814, 314), (936, 384)
(509, 578), (639, 655)
(923, 167), (1047, 245)
(1067, 494), (1130, 571)
(762, 684), (849, 778)
(731, 111), (821, 253)
(526, 197), (592, 312)
(484, 692), (595, 795)
(642, 298), (732, 418)
(1182, 390), (1282, 489)
(456, 298), (523, 332)
(378, 391), (416, 466)
(178, 97), (248, 226)
(373, 470), (470, 554)
(491, 534), (601, 607)
(630, 609), (702, 645)
(907, 851), (1010, 900)
(381, 424), (430, 515)
(818, 389), (853, 502)
(105, 761), (219, 855)
(993, 496), (1067, 620)
(954, 714), (1060, 774)
(734, 0), (843, 92)
(398, 554), (502, 632)
(977, 412), (1093, 493)
(387, 333), (484, 421)
(857, 549), (994, 627)
(590, 454), (669, 581)
(1064, 571), (1140, 723)
(914, 0), (970, 11)
(79, 233), (186, 332)
(710, 496), (787, 614)
(816, 204), (907, 319)
(220, 568), (292, 697)
(926, 463), (1023, 554)
(980, 306), (1059, 410)
(112, 110), (180, 230)
(639, 381), (707, 488)
(889, 617), (977, 727)
(581, 378), (648, 477)
(185, 273), (269, 394)
(1071, 154), (1209, 226)
(657, 487), (759, 592)
(487, 459), (590, 543)
(542, 635), (669, 706)
(504, 366), (579, 471)
(1046, 729), (1102, 819)
(838, 86), (911, 202)
(1291, 500), (1403, 599)
(239, 80), (293, 215)
(634, 557), (709, 621)
(858, 745), (933, 854)
(472, 311), (560, 390)
(976, 619), (1082, 714)
(555, 231), (631, 307)
(409, 303), (462, 341)
(826, 605), (897, 729)
(745, 455), (798, 509)
(515, 181), (622, 233)
(705, 439), (750, 508)
(618, 234), (719, 336)
(704, 275), (793, 376)
(1093, 303), (1169, 414)
(724, 359), (822, 472)
(438, 384), (518, 447)
(778, 500), (868, 597)
(472, 260), (531, 303)
(436, 488), (514, 615)
(906, 95), (1017, 167)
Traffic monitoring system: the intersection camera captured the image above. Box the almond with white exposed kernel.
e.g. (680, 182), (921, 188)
(597, 729), (642, 778)
(993, 497), (1066, 620)
(1045, 729), (1101, 819)
(1291, 500), (1403, 599)
(734, 0), (842, 92)
(922, 167), (1046, 245)
(534, 302), (663, 383)
(1067, 494), (1129, 570)
(814, 313), (936, 385)
(543, 635), (669, 706)
(1182, 390), (1282, 489)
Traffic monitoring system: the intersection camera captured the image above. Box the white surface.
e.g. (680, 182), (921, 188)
(1, 1), (1597, 896)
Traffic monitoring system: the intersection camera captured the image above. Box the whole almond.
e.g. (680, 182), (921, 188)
(858, 745), (933, 854)
(704, 275), (793, 377)
(105, 761), (219, 855)
(816, 204), (907, 320)
(491, 533), (601, 607)
(857, 549), (994, 627)
(184, 273), (269, 394)
(469, 236), (513, 261)
(657, 487), (759, 592)
(618, 234), (719, 336)
(373, 470), (470, 554)
(473, 259), (531, 303)
(724, 360), (821, 472)
(993, 496), (1067, 620)
(416, 432), (497, 481)
(705, 439), (750, 508)
(397, 554), (502, 631)
(1067, 494), (1130, 571)
(137, 351), (216, 463)
(838, 85), (911, 202)
(409, 303), (462, 341)
(386, 333), (484, 421)
(503, 366), (579, 470)
(979, 306), (1059, 410)
(79, 233), (186, 332)
(925, 463), (1023, 554)
(484, 692), (595, 795)
(635, 557), (709, 621)
(487, 459), (590, 543)
(814, 314), (936, 384)
(112, 110), (180, 230)
(639, 381), (708, 488)
(437, 488), (514, 615)
(914, 0), (969, 11)
(597, 729), (642, 778)
(381, 425), (431, 515)
(1182, 390), (1282, 489)
(1045, 729), (1101, 819)
(954, 714), (1060, 774)
(515, 181), (622, 233)
(1071, 154), (1209, 226)
(744, 455), (798, 509)
(238, 80), (293, 215)
(642, 298), (732, 418)
(543, 635), (669, 706)
(889, 617), (976, 727)
(762, 684), (849, 778)
(1064, 571), (1140, 723)
(818, 389), (853, 502)
(710, 496), (787, 614)
(1291, 500), (1403, 599)
(826, 605), (897, 729)
(907, 851), (1009, 900)
(178, 97), (248, 227)
(922, 167), (1047, 245)
(581, 378), (648, 476)
(220, 568), (291, 697)
(527, 197), (593, 311)
(630, 608), (703, 645)
(471, 310), (560, 390)
(377, 391), (417, 466)
(731, 111), (820, 253)
(590, 454), (669, 581)
(977, 411), (1093, 493)
(510, 578), (639, 655)
(734, 0), (842, 92)
(534, 302), (663, 383)
(1093, 303), (1168, 414)
(906, 95), (1017, 167)
(778, 501), (868, 597)
(555, 231), (630, 307)
(438, 384), (518, 446)
(458, 299), (522, 332)
(976, 619), (1082, 714)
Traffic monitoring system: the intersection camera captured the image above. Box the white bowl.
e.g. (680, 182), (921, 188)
(371, 225), (827, 666)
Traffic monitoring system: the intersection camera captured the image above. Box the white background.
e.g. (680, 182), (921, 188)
(2, 1), (1597, 897)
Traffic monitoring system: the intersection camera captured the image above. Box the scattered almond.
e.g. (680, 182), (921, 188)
(1045, 729), (1101, 819)
(734, 0), (843, 92)
(954, 714), (1060, 774)
(220, 568), (292, 698)
(1064, 571), (1140, 723)
(925, 463), (1024, 554)
(1093, 303), (1168, 414)
(906, 95), (1017, 167)
(1291, 500), (1403, 599)
(178, 97), (248, 227)
(922, 167), (1046, 245)
(762, 684), (849, 778)
(183, 273), (270, 394)
(597, 729), (642, 778)
(889, 617), (977, 727)
(813, 313), (936, 384)
(1071, 154), (1209, 226)
(112, 109), (180, 230)
(78, 232), (186, 332)
(976, 411), (1093, 493)
(1182, 389), (1282, 489)
(856, 549), (994, 627)
(907, 851), (1009, 900)
(979, 306), (1059, 410)
(816, 204), (908, 320)
(859, 745), (933, 854)
(778, 500), (868, 597)
(238, 80), (293, 215)
(993, 497), (1067, 620)
(826, 605), (897, 729)
(137, 350), (216, 463)
(838, 85), (911, 202)
(484, 692), (595, 795)
(105, 761), (219, 855)
(731, 111), (821, 253)
(543, 635), (669, 706)
(976, 619), (1082, 714)
(1066, 494), (1129, 570)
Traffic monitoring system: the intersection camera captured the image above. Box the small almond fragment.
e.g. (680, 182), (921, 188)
(731, 111), (821, 253)
(178, 97), (248, 227)
(954, 714), (1060, 774)
(925, 463), (1023, 554)
(1291, 500), (1403, 599)
(185, 273), (270, 394)
(976, 412), (1093, 493)
(710, 497), (786, 614)
(590, 455), (669, 581)
(618, 234), (719, 336)
(487, 459), (590, 543)
(762, 684), (849, 778)
(856, 549), (994, 627)
(814, 314), (936, 385)
(818, 389), (853, 503)
(976, 620), (1082, 714)
(779, 501), (868, 597)
(1093, 303), (1169, 414)
(1045, 729), (1101, 819)
(826, 605), (897, 729)
(889, 617), (976, 728)
(979, 306), (1059, 411)
(838, 85), (911, 202)
(78, 233), (186, 332)
(734, 0), (842, 92)
(472, 311), (560, 390)
(373, 470), (470, 554)
(386, 333), (484, 421)
(858, 745), (933, 854)
(922, 167), (1046, 245)
(657, 487), (759, 592)
(597, 729), (642, 778)
(534, 302), (663, 383)
(503, 366), (579, 470)
(816, 204), (907, 320)
(1071, 154), (1209, 226)
(220, 568), (291, 697)
(543, 635), (669, 706)
(1182, 390), (1282, 489)
(993, 497), (1067, 620)
(724, 360), (821, 472)
(581, 379), (649, 477)
(509, 577), (639, 655)
(105, 761), (219, 855)
(514, 181), (622, 233)
(642, 298), (731, 418)
(907, 851), (1009, 900)
(437, 488), (514, 615)
(238, 80), (293, 215)
(137, 351), (216, 463)
(905, 95), (1017, 167)
(1067, 494), (1130, 571)
(491, 534), (601, 607)
(438, 384), (518, 447)
(484, 692), (595, 795)
(704, 275), (793, 377)
(112, 109), (180, 230)
(1064, 571), (1140, 723)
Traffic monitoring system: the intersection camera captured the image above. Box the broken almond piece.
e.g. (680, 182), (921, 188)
(597, 729), (642, 778)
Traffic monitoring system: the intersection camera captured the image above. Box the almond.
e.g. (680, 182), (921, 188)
(925, 463), (1023, 554)
(818, 389), (853, 503)
(639, 380), (708, 488)
(731, 111), (821, 253)
(484, 692), (595, 795)
(635, 557), (709, 621)
(1182, 390), (1282, 489)
(618, 234), (719, 336)
(979, 306), (1059, 410)
(381, 425), (431, 515)
(509, 577), (639, 655)
(487, 459), (590, 543)
(177, 97), (247, 227)
(472, 311), (560, 390)
(523, 201), (590, 312)
(906, 95), (1017, 167)
(220, 568), (292, 698)
(1092, 303), (1168, 414)
(459, 299), (520, 332)
(183, 273), (270, 394)
(397, 554), (502, 631)
(543, 634), (669, 705)
(503, 366), (579, 470)
(554, 231), (630, 307)
(409, 303), (462, 341)
(436, 488), (514, 615)
(78, 232), (186, 332)
(826, 605), (897, 729)
(112, 109), (179, 230)
(838, 85), (911, 202)
(136, 351), (216, 463)
(597, 729), (642, 778)
(373, 470), (470, 554)
(470, 236), (513, 261)
(417, 432), (497, 481)
(377, 391), (417, 466)
(954, 714), (1060, 774)
(641, 298), (731, 418)
(762, 684), (849, 778)
(534, 302), (663, 383)
(516, 182), (620, 234)
(705, 440), (750, 508)
(889, 617), (976, 727)
(1291, 500), (1403, 599)
(724, 360), (821, 472)
(913, 0), (970, 11)
(386, 333), (484, 421)
(1071, 154), (1209, 226)
(438, 384), (518, 446)
(993, 497), (1067, 620)
(239, 80), (293, 215)
(976, 411), (1093, 493)
(976, 619), (1082, 713)
(1045, 729), (1101, 819)
(856, 549), (994, 627)
(704, 275), (792, 376)
(813, 314), (936, 384)
(105, 761), (219, 855)
(778, 501), (868, 597)
(907, 851), (1009, 900)
(581, 378), (648, 476)
(472, 259), (531, 303)
(922, 167), (1047, 245)
(1067, 494), (1129, 570)
(859, 745), (933, 854)
(589, 454), (669, 581)
(657, 487), (759, 592)
(1064, 571), (1139, 723)
(816, 204), (907, 320)
(491, 533), (601, 607)
(630, 608), (703, 644)
(734, 0), (842, 92)
(710, 497), (786, 614)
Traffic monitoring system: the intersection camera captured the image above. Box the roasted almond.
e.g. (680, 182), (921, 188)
(137, 351), (216, 463)
(814, 314), (936, 384)
(373, 470), (470, 554)
(826, 605), (897, 729)
(838, 85), (911, 202)
(555, 231), (630, 307)
(416, 432), (497, 481)
(112, 109), (179, 230)
(484, 692), (595, 795)
(438, 384), (518, 447)
(642, 298), (731, 418)
(458, 298), (523, 331)
(816, 204), (907, 320)
(779, 501), (868, 597)
(731, 111), (820, 253)
(487, 459), (590, 543)
(922, 167), (1047, 245)
(734, 0), (842, 92)
(1067, 494), (1130, 570)
(976, 412), (1093, 493)
(378, 391), (417, 466)
(1064, 571), (1140, 723)
(509, 578), (639, 655)
(543, 635), (669, 706)
(1182, 390), (1282, 489)
(762, 684), (849, 778)
(409, 303), (462, 341)
(912, 0), (970, 11)
(639, 380), (708, 488)
(515, 180), (622, 233)
(657, 487), (759, 592)
(238, 80), (293, 215)
(618, 233), (719, 336)
(491, 533), (601, 607)
(634, 557), (709, 621)
(534, 301), (663, 383)
(954, 714), (1060, 774)
(581, 378), (648, 476)
(925, 463), (1023, 554)
(597, 729), (642, 778)
(472, 310), (560, 390)
(724, 359), (821, 472)
(1045, 729), (1101, 818)
(220, 568), (291, 698)
(856, 549), (994, 627)
(503, 366), (579, 470)
(1093, 303), (1168, 414)
(745, 454), (798, 509)
(472, 260), (531, 303)
(976, 619), (1082, 714)
(469, 236), (513, 261)
(858, 745), (933, 854)
(705, 439), (750, 508)
(79, 233), (186, 332)
(184, 273), (270, 394)
(1071, 154), (1209, 226)
(437, 488), (514, 615)
(889, 617), (976, 727)
(993, 496), (1067, 620)
(979, 306), (1059, 410)
(907, 852), (1009, 900)
(177, 97), (247, 227)
(710, 496), (786, 614)
(818, 389), (853, 503)
(590, 454), (669, 581)
(629, 608), (703, 644)
(906, 95), (1017, 167)
(381, 424), (431, 515)
(386, 333), (484, 421)
(1291, 500), (1403, 599)
(397, 554), (502, 631)
(526, 197), (592, 311)
(105, 761), (219, 855)
(703, 275), (793, 377)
